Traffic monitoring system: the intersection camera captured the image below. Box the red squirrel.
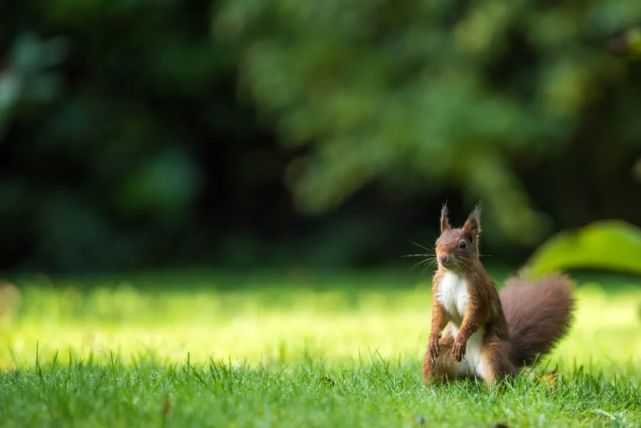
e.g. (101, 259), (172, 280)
(423, 204), (574, 385)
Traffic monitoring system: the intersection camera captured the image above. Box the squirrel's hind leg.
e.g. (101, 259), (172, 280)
(477, 336), (517, 385)
(423, 331), (465, 383)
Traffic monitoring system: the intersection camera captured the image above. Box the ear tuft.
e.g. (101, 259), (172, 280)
(463, 203), (482, 235)
(440, 203), (451, 233)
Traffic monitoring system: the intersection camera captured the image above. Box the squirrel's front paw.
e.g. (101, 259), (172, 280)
(451, 338), (466, 362)
(429, 335), (440, 361)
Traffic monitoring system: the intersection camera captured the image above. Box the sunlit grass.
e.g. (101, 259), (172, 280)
(2, 271), (640, 369)
(1, 270), (640, 426)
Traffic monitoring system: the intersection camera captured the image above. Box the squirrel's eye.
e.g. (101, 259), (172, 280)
(458, 240), (467, 249)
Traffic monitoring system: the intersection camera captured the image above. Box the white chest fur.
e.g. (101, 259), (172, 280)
(436, 271), (469, 323)
(436, 271), (486, 377)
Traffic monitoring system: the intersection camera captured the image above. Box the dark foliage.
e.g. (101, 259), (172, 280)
(1, 0), (640, 272)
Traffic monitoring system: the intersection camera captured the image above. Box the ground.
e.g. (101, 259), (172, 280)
(0, 270), (640, 427)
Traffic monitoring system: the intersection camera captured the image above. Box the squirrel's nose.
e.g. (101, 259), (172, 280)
(439, 255), (449, 265)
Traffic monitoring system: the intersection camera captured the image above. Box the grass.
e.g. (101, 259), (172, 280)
(1, 269), (640, 427)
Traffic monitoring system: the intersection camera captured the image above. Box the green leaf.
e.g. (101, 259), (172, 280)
(525, 221), (641, 277)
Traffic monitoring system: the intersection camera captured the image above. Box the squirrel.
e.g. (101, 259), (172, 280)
(423, 204), (575, 385)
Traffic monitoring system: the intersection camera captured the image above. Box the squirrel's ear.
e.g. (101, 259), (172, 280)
(440, 203), (451, 233)
(463, 204), (481, 236)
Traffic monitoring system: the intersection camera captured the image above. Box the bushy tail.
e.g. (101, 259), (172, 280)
(499, 274), (575, 366)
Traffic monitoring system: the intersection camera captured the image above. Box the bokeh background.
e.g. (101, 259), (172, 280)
(1, 0), (641, 273)
(2, 9), (641, 426)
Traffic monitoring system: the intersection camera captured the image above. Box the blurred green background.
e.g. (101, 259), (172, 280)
(1, 0), (641, 273)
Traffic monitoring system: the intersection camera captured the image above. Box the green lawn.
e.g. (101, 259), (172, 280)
(1, 270), (640, 427)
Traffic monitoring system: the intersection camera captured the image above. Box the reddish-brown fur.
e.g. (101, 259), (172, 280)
(500, 274), (574, 366)
(423, 204), (575, 385)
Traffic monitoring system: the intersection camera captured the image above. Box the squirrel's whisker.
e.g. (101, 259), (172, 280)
(401, 253), (431, 258)
(411, 242), (434, 253)
(409, 256), (436, 272)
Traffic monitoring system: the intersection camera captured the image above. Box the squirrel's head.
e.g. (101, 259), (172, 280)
(435, 204), (481, 271)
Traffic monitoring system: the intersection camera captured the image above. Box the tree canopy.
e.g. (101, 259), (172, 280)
(1, 0), (640, 271)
